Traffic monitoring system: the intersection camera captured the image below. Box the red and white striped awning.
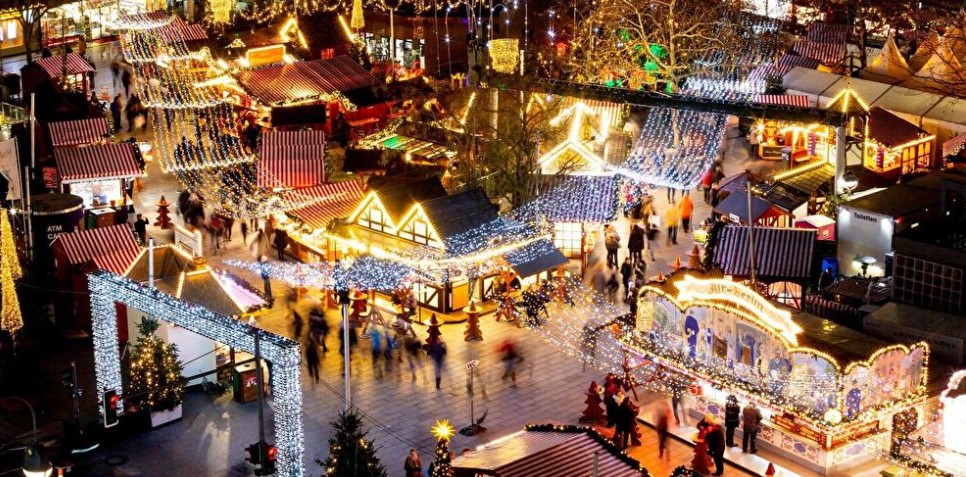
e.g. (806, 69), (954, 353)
(944, 131), (966, 157)
(53, 224), (141, 274)
(48, 118), (110, 147)
(793, 40), (847, 65)
(236, 56), (379, 106)
(117, 12), (208, 43)
(284, 181), (364, 229)
(805, 22), (851, 45)
(33, 53), (94, 78)
(54, 143), (143, 184)
(257, 130), (326, 188)
(752, 94), (811, 108)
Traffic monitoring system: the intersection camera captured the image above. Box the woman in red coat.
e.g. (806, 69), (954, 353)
(691, 428), (714, 475)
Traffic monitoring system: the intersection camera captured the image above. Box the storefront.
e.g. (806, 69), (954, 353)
(863, 107), (935, 182)
(752, 119), (833, 163)
(39, 0), (161, 47)
(54, 143), (143, 215)
(632, 272), (929, 475)
(0, 12), (25, 55)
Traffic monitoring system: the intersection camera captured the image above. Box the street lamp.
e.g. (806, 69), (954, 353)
(0, 397), (53, 477)
(840, 170), (858, 193)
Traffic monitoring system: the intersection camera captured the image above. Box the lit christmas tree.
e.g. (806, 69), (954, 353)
(429, 419), (454, 477)
(0, 208), (22, 333)
(124, 318), (185, 411)
(350, 0), (365, 30)
(318, 409), (387, 477)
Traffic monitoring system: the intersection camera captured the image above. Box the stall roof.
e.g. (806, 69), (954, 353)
(366, 175), (448, 224)
(865, 302), (966, 341)
(53, 143), (143, 183)
(505, 239), (568, 278)
(792, 40), (847, 65)
(452, 428), (644, 477)
(843, 183), (941, 218)
(421, 187), (499, 240)
(284, 181), (365, 229)
(31, 54), (94, 79)
(776, 161), (834, 195)
(792, 308), (893, 365)
(52, 224), (141, 275)
(805, 22), (851, 44)
(714, 225), (816, 280)
(761, 183), (809, 212)
(376, 134), (455, 163)
(868, 107), (933, 149)
(713, 190), (776, 222)
(48, 118), (110, 147)
(118, 12), (208, 43)
(235, 56), (379, 106)
(531, 175), (619, 224)
(257, 130), (326, 188)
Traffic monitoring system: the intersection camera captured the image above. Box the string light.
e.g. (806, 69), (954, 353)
(0, 208), (22, 333)
(88, 271), (304, 477)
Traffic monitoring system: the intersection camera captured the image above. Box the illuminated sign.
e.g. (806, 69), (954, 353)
(246, 45), (286, 68)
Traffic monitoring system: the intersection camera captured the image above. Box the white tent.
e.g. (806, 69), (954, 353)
(904, 39), (964, 92)
(909, 32), (940, 72)
(865, 33), (912, 80)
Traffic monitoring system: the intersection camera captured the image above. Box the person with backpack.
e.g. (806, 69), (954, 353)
(604, 224), (621, 268)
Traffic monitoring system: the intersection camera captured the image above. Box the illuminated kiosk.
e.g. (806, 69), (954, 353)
(631, 271), (929, 475)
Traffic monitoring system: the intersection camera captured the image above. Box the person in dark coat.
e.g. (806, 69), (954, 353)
(427, 338), (447, 390)
(705, 418), (727, 476)
(627, 223), (645, 266)
(742, 402), (763, 453)
(724, 395), (741, 447)
(110, 95), (122, 129)
(619, 257), (632, 295)
(603, 373), (619, 428)
(613, 391), (633, 449)
(273, 229), (288, 261)
(305, 337), (320, 383)
(132, 213), (149, 244)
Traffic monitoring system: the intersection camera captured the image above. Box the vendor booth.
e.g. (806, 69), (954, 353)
(47, 117), (110, 147)
(281, 180), (365, 263)
(632, 272), (929, 475)
(863, 107), (936, 182)
(53, 143), (143, 218)
(20, 53), (94, 96)
(713, 190), (788, 227)
(256, 130), (326, 189)
(752, 119), (833, 163)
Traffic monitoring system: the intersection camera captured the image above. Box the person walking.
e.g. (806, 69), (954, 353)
(240, 220), (249, 242)
(370, 326), (384, 378)
(427, 337), (447, 390)
(309, 306), (329, 352)
(305, 337), (320, 383)
(627, 222), (645, 266)
(705, 417), (727, 476)
(291, 310), (303, 340)
(273, 229), (289, 261)
(613, 391), (633, 449)
(404, 449), (424, 477)
(665, 200), (680, 245)
(701, 168), (714, 204)
(724, 395), (741, 448)
(742, 402), (763, 453)
(110, 95), (122, 130)
(680, 192), (694, 234)
(132, 213), (149, 244)
(655, 401), (671, 458)
(619, 258), (632, 296)
(403, 334), (422, 381)
(499, 340), (521, 387)
(604, 224), (621, 268)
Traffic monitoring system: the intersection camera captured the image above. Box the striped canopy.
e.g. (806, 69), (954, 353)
(257, 130), (326, 188)
(793, 40), (847, 65)
(48, 118), (110, 147)
(33, 53), (94, 78)
(53, 224), (141, 274)
(714, 225), (816, 280)
(285, 181), (364, 229)
(752, 94), (811, 108)
(54, 143), (143, 183)
(236, 56), (380, 106)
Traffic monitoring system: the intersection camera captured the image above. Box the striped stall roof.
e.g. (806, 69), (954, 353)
(748, 54), (822, 83)
(54, 224), (141, 274)
(118, 12), (208, 43)
(752, 94), (811, 108)
(33, 53), (94, 78)
(236, 56), (379, 106)
(452, 431), (642, 477)
(805, 22), (851, 45)
(793, 40), (847, 65)
(285, 181), (365, 229)
(257, 130), (326, 188)
(943, 130), (966, 157)
(48, 118), (110, 147)
(54, 143), (143, 183)
(714, 225), (816, 280)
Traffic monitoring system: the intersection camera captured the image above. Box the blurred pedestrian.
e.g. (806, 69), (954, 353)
(628, 222), (645, 266)
(604, 224), (621, 268)
(619, 257), (632, 294)
(132, 213), (149, 244)
(724, 395), (740, 447)
(706, 417), (726, 476)
(305, 337), (320, 383)
(742, 402), (762, 453)
(655, 401), (671, 458)
(665, 201), (680, 245)
(427, 337), (447, 390)
(273, 229), (289, 261)
(309, 306), (329, 352)
(370, 326), (384, 378)
(110, 94), (122, 129)
(240, 220), (249, 242)
(403, 334), (422, 381)
(680, 192), (694, 234)
(606, 272), (619, 304)
(499, 340), (522, 387)
(404, 449), (424, 477)
(291, 310), (303, 340)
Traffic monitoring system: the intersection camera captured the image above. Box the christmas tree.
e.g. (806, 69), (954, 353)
(317, 409), (388, 477)
(124, 318), (185, 411)
(463, 302), (482, 341)
(423, 314), (442, 350)
(350, 0), (365, 30)
(154, 196), (172, 229)
(0, 208), (23, 333)
(429, 420), (454, 477)
(579, 381), (606, 423)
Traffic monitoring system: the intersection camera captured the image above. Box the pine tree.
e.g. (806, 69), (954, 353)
(318, 409), (387, 477)
(0, 208), (22, 333)
(125, 318), (185, 411)
(154, 195), (172, 229)
(429, 420), (454, 477)
(423, 314), (442, 350)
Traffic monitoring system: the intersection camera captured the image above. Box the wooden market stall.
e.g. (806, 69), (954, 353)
(713, 190), (788, 227)
(53, 143), (144, 223)
(633, 271), (929, 475)
(256, 130), (327, 189)
(21, 53), (94, 97)
(863, 107), (936, 182)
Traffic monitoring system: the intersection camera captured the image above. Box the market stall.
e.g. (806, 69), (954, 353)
(47, 117), (110, 147)
(863, 107), (936, 181)
(759, 159), (835, 219)
(53, 143), (144, 219)
(280, 180), (365, 263)
(713, 190), (788, 226)
(632, 271), (929, 475)
(256, 130), (327, 189)
(751, 119), (833, 162)
(21, 53), (94, 96)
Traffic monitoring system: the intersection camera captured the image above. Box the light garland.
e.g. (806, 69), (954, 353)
(88, 271), (305, 477)
(0, 208), (22, 333)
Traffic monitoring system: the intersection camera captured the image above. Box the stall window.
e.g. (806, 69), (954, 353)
(358, 205), (391, 233)
(553, 222), (582, 258)
(916, 142), (932, 169)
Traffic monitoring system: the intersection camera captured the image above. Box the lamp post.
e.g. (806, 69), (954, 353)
(0, 397), (53, 477)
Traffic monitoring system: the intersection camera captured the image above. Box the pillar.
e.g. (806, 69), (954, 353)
(834, 125), (847, 195)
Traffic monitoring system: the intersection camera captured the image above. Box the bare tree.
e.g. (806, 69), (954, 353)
(0, 0), (69, 63)
(567, 0), (746, 91)
(899, 10), (966, 98)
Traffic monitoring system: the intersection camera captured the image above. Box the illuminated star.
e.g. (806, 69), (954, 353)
(431, 419), (455, 441)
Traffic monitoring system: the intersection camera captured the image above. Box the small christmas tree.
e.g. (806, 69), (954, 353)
(423, 314), (442, 350)
(317, 409), (388, 477)
(0, 208), (22, 333)
(463, 302), (483, 341)
(430, 419), (454, 477)
(350, 0), (365, 30)
(125, 318), (184, 411)
(579, 381), (606, 423)
(154, 196), (172, 229)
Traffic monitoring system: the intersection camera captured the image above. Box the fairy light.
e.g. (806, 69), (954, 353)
(89, 271), (304, 477)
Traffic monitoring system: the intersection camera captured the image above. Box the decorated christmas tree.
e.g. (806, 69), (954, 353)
(124, 318), (184, 411)
(429, 420), (454, 477)
(0, 208), (23, 333)
(154, 196), (172, 229)
(423, 314), (442, 350)
(317, 409), (387, 477)
(350, 0), (365, 30)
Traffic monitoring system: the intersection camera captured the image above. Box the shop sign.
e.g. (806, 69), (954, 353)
(772, 413), (827, 447)
(830, 420), (879, 448)
(209, 0), (234, 24)
(42, 167), (59, 190)
(247, 45), (285, 68)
